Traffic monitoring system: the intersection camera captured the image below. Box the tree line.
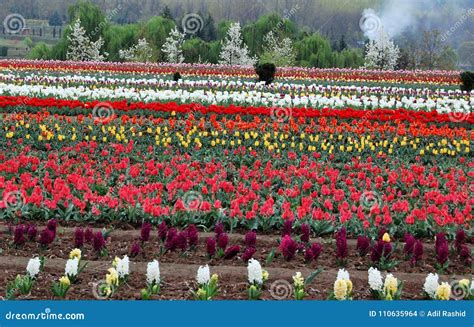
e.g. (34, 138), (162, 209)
(28, 0), (364, 68)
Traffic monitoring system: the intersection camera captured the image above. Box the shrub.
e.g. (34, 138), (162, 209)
(460, 71), (473, 92)
(255, 62), (276, 85)
(173, 72), (182, 82)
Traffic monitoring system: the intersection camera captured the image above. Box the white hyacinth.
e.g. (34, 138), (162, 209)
(65, 257), (79, 277)
(337, 268), (350, 281)
(146, 260), (160, 285)
(26, 257), (41, 278)
(116, 255), (130, 278)
(423, 273), (439, 298)
(196, 265), (210, 285)
(247, 259), (263, 285)
(368, 267), (383, 291)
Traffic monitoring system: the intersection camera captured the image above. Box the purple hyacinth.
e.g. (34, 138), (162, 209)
(92, 231), (106, 253)
(214, 222), (225, 238)
(186, 224), (199, 248)
(356, 235), (370, 256)
(140, 222), (152, 242)
(217, 232), (228, 250)
(241, 247), (256, 262)
(130, 241), (141, 257)
(223, 245), (240, 259)
(13, 225), (26, 246)
(206, 237), (216, 257)
(244, 230), (257, 248)
(157, 221), (168, 242)
(74, 227), (84, 248)
(27, 224), (37, 241)
(300, 224), (310, 243)
(85, 227), (94, 244)
(282, 219), (293, 237)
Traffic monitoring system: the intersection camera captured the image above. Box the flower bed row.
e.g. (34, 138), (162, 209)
(5, 250), (472, 301)
(0, 59), (462, 85)
(1, 81), (471, 113)
(1, 96), (473, 124)
(3, 220), (472, 275)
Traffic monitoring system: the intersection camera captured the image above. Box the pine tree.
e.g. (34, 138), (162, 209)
(219, 22), (256, 66)
(66, 18), (108, 61)
(119, 38), (154, 62)
(364, 33), (400, 70)
(260, 31), (296, 67)
(162, 27), (185, 63)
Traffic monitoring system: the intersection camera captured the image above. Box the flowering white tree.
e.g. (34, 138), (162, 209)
(219, 22), (256, 66)
(261, 31), (296, 67)
(66, 18), (108, 61)
(119, 38), (153, 62)
(364, 33), (399, 70)
(162, 27), (185, 63)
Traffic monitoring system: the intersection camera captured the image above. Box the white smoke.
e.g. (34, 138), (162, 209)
(360, 0), (447, 40)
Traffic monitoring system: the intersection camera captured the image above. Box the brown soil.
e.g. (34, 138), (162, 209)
(1, 223), (471, 300)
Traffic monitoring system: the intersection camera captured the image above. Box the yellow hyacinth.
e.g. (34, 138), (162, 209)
(334, 279), (348, 300)
(69, 248), (81, 260)
(293, 272), (304, 288)
(59, 276), (71, 287)
(106, 268), (119, 286)
(436, 282), (451, 300)
(384, 274), (398, 297)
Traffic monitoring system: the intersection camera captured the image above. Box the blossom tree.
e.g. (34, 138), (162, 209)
(219, 22), (256, 66)
(66, 18), (108, 61)
(364, 33), (400, 70)
(260, 31), (296, 67)
(119, 38), (154, 62)
(162, 27), (185, 63)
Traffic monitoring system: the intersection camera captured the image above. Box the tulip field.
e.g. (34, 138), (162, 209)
(0, 59), (472, 301)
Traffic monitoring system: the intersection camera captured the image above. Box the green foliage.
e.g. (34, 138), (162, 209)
(27, 42), (51, 59)
(104, 24), (141, 62)
(41, 3), (363, 68)
(183, 38), (211, 63)
(67, 0), (107, 41)
(139, 16), (175, 61)
(242, 14), (297, 55)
